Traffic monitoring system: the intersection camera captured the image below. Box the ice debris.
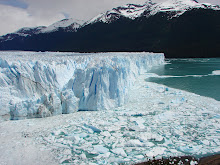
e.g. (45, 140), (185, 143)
(35, 75), (220, 164)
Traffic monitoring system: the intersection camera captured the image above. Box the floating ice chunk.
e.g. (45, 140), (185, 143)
(80, 153), (87, 160)
(54, 143), (69, 148)
(63, 149), (72, 155)
(53, 130), (66, 136)
(78, 133), (89, 138)
(157, 87), (165, 93)
(111, 148), (127, 157)
(125, 139), (144, 147)
(101, 131), (111, 137)
(201, 140), (210, 146)
(108, 157), (124, 164)
(213, 147), (220, 153)
(84, 124), (101, 133)
(131, 117), (146, 129)
(190, 160), (198, 165)
(103, 152), (111, 158)
(145, 147), (167, 157)
(178, 145), (203, 154)
(145, 142), (155, 147)
(138, 132), (164, 142)
(184, 104), (196, 109)
(92, 145), (109, 154)
(135, 155), (144, 159)
(128, 122), (146, 131)
(96, 152), (111, 159)
(212, 114), (220, 119)
(170, 97), (185, 106)
(59, 155), (71, 164)
(123, 131), (134, 138)
(211, 70), (220, 75)
(66, 134), (81, 144)
(155, 111), (175, 122)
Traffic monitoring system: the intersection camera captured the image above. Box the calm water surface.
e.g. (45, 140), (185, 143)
(147, 58), (220, 101)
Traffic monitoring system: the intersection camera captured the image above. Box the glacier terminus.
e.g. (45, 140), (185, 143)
(0, 51), (164, 121)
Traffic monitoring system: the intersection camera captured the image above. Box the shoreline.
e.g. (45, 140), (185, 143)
(136, 154), (220, 165)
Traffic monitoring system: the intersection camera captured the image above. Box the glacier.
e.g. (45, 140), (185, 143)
(0, 51), (164, 121)
(0, 52), (220, 165)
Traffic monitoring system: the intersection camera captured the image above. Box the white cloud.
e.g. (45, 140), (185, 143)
(0, 0), (219, 36)
(0, 4), (65, 35)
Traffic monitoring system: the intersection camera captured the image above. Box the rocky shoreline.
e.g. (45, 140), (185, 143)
(136, 154), (220, 165)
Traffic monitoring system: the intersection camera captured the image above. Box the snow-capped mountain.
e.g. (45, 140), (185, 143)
(87, 0), (219, 24)
(41, 18), (85, 33)
(2, 0), (219, 38)
(0, 26), (46, 42)
(15, 26), (46, 36)
(0, 18), (85, 42)
(0, 0), (220, 58)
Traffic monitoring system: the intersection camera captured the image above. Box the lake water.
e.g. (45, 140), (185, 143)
(147, 58), (220, 101)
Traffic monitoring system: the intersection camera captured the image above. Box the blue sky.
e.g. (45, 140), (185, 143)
(0, 0), (219, 36)
(0, 0), (28, 9)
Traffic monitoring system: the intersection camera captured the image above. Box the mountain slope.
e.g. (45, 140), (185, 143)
(0, 0), (220, 58)
(0, 26), (46, 43)
(0, 18), (84, 43)
(87, 0), (219, 24)
(41, 18), (84, 33)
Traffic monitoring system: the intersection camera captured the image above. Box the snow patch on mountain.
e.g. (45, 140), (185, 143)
(87, 0), (220, 24)
(150, 0), (220, 18)
(0, 26), (46, 42)
(0, 19), (85, 41)
(87, 4), (148, 24)
(15, 26), (47, 35)
(0, 51), (164, 121)
(41, 18), (85, 33)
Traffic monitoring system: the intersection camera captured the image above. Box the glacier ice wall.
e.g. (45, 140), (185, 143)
(0, 51), (164, 120)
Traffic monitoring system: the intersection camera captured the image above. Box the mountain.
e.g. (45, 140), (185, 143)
(40, 18), (84, 33)
(0, 18), (84, 43)
(0, 26), (46, 43)
(0, 0), (220, 58)
(87, 0), (219, 23)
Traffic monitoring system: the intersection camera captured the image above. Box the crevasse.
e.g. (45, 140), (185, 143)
(0, 52), (164, 120)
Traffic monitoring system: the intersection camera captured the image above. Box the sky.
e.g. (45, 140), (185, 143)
(0, 0), (219, 36)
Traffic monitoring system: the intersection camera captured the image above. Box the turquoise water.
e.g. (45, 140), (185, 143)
(147, 58), (220, 101)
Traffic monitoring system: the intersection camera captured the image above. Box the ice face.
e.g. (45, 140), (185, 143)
(0, 51), (164, 121)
